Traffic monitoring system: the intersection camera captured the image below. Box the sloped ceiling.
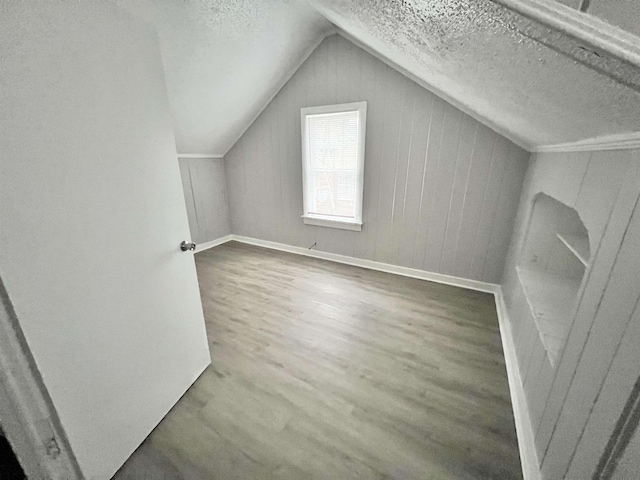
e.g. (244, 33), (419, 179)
(309, 0), (640, 149)
(119, 0), (640, 153)
(117, 0), (333, 154)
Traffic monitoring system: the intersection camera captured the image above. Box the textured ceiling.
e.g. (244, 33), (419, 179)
(117, 0), (332, 154)
(118, 0), (640, 153)
(309, 0), (640, 149)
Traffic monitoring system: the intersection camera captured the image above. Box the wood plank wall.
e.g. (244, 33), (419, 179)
(224, 34), (529, 284)
(178, 157), (231, 245)
(501, 147), (640, 478)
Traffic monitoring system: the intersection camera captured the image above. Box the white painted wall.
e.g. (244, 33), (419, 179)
(179, 157), (231, 244)
(225, 34), (529, 284)
(0, 3), (210, 478)
(500, 147), (640, 478)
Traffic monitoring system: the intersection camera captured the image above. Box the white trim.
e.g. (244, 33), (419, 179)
(533, 132), (640, 153)
(177, 154), (224, 159)
(493, 0), (640, 68)
(223, 28), (338, 157)
(302, 215), (362, 231)
(301, 102), (367, 116)
(301, 101), (367, 228)
(0, 281), (81, 480)
(494, 289), (542, 480)
(333, 30), (534, 153)
(230, 235), (499, 293)
(193, 234), (233, 253)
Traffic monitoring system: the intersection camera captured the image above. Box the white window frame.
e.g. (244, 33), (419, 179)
(300, 101), (367, 232)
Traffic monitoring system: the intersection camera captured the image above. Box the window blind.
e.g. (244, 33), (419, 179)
(306, 110), (359, 220)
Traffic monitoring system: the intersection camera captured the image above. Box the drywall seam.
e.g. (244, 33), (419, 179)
(334, 30), (534, 153)
(495, 289), (543, 480)
(222, 27), (338, 157)
(533, 132), (640, 153)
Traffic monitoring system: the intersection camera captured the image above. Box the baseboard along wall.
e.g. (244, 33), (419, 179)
(193, 235), (233, 253)
(494, 292), (542, 480)
(195, 234), (540, 480)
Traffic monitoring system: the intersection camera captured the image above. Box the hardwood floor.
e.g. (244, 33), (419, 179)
(113, 241), (522, 479)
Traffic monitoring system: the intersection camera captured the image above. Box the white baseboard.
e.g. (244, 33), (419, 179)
(193, 235), (233, 253)
(494, 290), (541, 480)
(230, 235), (500, 294)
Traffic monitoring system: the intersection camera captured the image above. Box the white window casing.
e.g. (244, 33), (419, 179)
(300, 101), (367, 231)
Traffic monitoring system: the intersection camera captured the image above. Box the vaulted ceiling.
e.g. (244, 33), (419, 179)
(117, 0), (333, 155)
(119, 0), (640, 154)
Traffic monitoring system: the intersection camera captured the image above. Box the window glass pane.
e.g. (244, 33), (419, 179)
(307, 110), (359, 219)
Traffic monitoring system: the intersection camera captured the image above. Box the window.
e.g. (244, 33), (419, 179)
(301, 102), (367, 231)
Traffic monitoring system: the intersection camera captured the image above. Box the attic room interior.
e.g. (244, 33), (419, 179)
(1, 0), (640, 479)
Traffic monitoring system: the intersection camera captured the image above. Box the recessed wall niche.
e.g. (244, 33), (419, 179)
(516, 193), (590, 366)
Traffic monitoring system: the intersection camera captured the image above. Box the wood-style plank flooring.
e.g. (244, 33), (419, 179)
(113, 242), (522, 479)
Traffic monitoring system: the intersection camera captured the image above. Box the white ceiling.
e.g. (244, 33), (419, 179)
(117, 0), (333, 155)
(119, 0), (640, 153)
(309, 0), (640, 150)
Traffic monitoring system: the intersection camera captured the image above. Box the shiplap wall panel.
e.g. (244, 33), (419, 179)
(576, 152), (632, 254)
(567, 190), (640, 478)
(412, 97), (445, 269)
(483, 144), (530, 282)
(500, 147), (640, 479)
(535, 152), (631, 466)
(424, 105), (464, 273)
(397, 92), (432, 269)
(375, 71), (407, 262)
(353, 55), (382, 261)
(388, 81), (418, 267)
(451, 124), (496, 279)
(543, 155), (640, 479)
(440, 115), (476, 275)
(178, 157), (231, 245)
(469, 136), (510, 281)
(547, 203), (640, 475)
(225, 34), (528, 283)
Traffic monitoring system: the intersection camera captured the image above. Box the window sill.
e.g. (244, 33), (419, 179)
(302, 215), (362, 231)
